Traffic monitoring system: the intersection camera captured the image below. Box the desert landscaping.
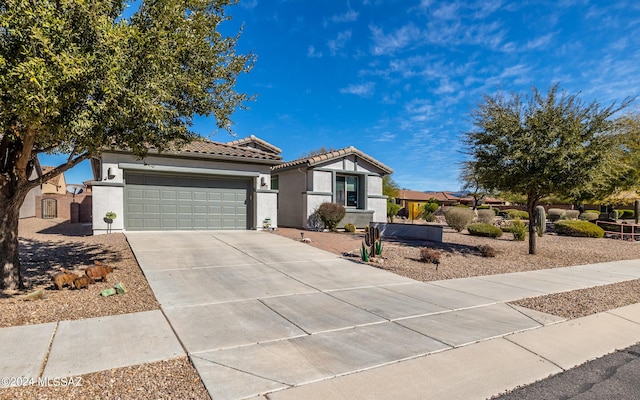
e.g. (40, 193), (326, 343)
(2, 217), (640, 399)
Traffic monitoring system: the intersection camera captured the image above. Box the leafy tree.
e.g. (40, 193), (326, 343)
(383, 175), (400, 221)
(463, 84), (631, 255)
(382, 174), (400, 199)
(299, 146), (339, 158)
(0, 0), (254, 290)
(460, 162), (490, 209)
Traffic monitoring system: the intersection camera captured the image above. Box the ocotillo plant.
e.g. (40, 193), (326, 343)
(365, 226), (381, 258)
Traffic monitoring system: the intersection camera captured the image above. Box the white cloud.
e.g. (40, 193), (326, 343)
(307, 45), (322, 58)
(339, 82), (375, 97)
(328, 30), (352, 56)
(370, 23), (422, 56)
(331, 10), (359, 23)
(525, 32), (555, 50)
(374, 132), (397, 142)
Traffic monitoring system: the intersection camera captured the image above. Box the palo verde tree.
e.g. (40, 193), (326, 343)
(463, 84), (632, 255)
(0, 0), (254, 290)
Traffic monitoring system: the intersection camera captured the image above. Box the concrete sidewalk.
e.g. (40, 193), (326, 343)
(2, 230), (640, 400)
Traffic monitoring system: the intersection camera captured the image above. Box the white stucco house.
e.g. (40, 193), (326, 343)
(90, 136), (282, 235)
(271, 147), (392, 229)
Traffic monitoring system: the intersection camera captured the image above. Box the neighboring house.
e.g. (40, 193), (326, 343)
(91, 137), (282, 235)
(19, 162), (43, 219)
(396, 190), (461, 219)
(41, 166), (67, 194)
(457, 194), (507, 207)
(272, 147), (392, 228)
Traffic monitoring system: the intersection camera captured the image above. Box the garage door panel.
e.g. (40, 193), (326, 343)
(125, 173), (250, 231)
(161, 204), (177, 214)
(161, 190), (177, 200)
(193, 191), (208, 201)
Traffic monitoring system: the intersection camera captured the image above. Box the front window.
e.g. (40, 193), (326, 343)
(336, 175), (358, 207)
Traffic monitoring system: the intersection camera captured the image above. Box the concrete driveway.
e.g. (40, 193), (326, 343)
(125, 230), (581, 399)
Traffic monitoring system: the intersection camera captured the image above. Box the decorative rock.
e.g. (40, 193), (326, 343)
(24, 289), (45, 301)
(114, 282), (127, 295)
(101, 288), (117, 297)
(301, 238), (312, 243)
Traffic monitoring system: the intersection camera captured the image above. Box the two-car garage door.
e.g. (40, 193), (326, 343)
(124, 172), (251, 230)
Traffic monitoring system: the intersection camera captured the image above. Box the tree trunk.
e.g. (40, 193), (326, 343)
(527, 192), (537, 255)
(0, 192), (25, 291)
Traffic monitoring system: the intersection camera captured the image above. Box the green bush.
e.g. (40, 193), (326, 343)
(555, 220), (605, 238)
(547, 208), (565, 222)
(510, 219), (527, 241)
(423, 200), (439, 214)
(423, 212), (436, 222)
(467, 223), (503, 238)
(316, 202), (346, 231)
(579, 211), (600, 222)
(344, 223), (356, 232)
(565, 210), (580, 219)
(443, 207), (475, 232)
(502, 209), (529, 220)
(618, 209), (635, 219)
(478, 206), (500, 215)
(387, 202), (401, 219)
(476, 209), (495, 224)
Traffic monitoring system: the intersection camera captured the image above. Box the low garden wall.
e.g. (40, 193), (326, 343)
(373, 222), (443, 243)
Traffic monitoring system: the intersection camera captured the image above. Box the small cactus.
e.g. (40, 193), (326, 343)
(365, 226), (381, 258)
(375, 239), (383, 256)
(534, 205), (546, 237)
(360, 242), (369, 262)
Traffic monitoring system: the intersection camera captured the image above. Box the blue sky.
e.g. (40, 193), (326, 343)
(44, 0), (640, 191)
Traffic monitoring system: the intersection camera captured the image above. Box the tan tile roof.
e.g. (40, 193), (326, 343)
(398, 190), (461, 202)
(145, 138), (282, 163)
(272, 146), (393, 174)
(226, 135), (282, 155)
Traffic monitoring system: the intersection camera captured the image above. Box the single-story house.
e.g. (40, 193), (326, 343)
(395, 190), (461, 219)
(91, 137), (282, 235)
(271, 147), (392, 228)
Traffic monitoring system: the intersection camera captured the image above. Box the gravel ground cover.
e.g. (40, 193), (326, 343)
(1, 219), (210, 400)
(1, 218), (160, 327)
(274, 226), (640, 317)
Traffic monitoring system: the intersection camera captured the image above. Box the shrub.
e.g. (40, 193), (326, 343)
(443, 207), (475, 232)
(423, 200), (439, 214)
(555, 220), (605, 238)
(618, 209), (635, 219)
(510, 219), (527, 241)
(547, 208), (565, 222)
(467, 223), (503, 238)
(420, 248), (442, 264)
(307, 211), (325, 231)
(579, 211), (599, 222)
(316, 202), (346, 231)
(476, 209), (495, 224)
(564, 210), (580, 219)
(344, 223), (356, 232)
(387, 202), (401, 220)
(423, 212), (436, 222)
(476, 244), (496, 257)
(503, 209), (529, 220)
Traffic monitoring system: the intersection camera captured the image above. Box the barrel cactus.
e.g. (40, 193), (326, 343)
(534, 205), (546, 237)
